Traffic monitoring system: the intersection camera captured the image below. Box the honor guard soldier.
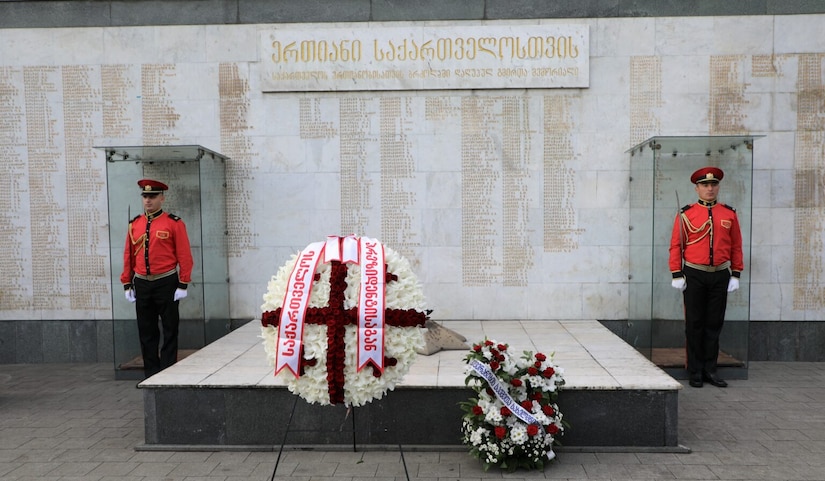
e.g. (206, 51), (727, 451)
(669, 167), (744, 388)
(121, 179), (194, 379)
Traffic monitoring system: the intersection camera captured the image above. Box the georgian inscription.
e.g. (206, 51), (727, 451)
(261, 25), (589, 91)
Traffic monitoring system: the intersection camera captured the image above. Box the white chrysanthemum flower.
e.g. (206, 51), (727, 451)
(484, 408), (503, 425)
(509, 424), (528, 445)
(470, 427), (486, 445)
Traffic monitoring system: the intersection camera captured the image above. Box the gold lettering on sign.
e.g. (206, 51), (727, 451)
(709, 55), (747, 135)
(262, 26), (589, 91)
(141, 64), (180, 145)
(628, 56), (662, 148)
(219, 63), (259, 257)
(379, 97), (419, 262)
(62, 65), (108, 310)
(501, 97), (533, 286)
(24, 66), (68, 310)
(461, 97), (501, 286)
(543, 95), (581, 253)
(271, 39), (363, 64)
(372, 35), (580, 62)
(0, 67), (31, 310)
(339, 97), (373, 236)
(102, 65), (135, 139)
(793, 54), (825, 310)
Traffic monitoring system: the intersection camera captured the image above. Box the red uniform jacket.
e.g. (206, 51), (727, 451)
(669, 201), (744, 275)
(121, 210), (194, 286)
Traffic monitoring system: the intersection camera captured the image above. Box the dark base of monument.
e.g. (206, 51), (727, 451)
(141, 385), (679, 450)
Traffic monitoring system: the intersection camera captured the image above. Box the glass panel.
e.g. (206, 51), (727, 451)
(627, 136), (759, 379)
(628, 146), (654, 356)
(101, 145), (229, 379)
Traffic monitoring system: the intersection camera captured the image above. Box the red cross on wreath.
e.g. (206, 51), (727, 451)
(262, 260), (427, 405)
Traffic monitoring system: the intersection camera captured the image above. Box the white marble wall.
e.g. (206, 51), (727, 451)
(0, 15), (823, 323)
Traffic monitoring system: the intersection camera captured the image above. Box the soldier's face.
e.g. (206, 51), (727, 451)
(142, 193), (165, 213)
(695, 182), (719, 202)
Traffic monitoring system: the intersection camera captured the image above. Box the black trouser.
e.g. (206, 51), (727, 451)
(682, 266), (730, 376)
(134, 274), (180, 378)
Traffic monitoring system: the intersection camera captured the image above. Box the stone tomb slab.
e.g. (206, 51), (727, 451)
(139, 320), (682, 450)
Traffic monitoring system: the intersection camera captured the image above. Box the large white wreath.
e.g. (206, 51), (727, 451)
(260, 240), (427, 407)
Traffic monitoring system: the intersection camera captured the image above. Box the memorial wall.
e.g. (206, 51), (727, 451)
(1, 14), (824, 361)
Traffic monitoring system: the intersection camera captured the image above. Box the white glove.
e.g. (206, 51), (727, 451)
(671, 277), (687, 291)
(173, 288), (188, 301)
(125, 289), (136, 303)
(727, 277), (740, 293)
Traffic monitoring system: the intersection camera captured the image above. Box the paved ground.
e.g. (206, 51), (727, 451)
(1, 362), (825, 480)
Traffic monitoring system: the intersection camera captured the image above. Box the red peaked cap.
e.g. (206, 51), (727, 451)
(690, 167), (724, 184)
(137, 178), (168, 193)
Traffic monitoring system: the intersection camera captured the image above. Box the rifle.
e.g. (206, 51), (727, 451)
(676, 190), (685, 268)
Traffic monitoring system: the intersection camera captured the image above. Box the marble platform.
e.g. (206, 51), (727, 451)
(139, 320), (683, 451)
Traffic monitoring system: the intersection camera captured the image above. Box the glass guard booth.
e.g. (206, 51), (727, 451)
(627, 136), (761, 380)
(99, 145), (230, 380)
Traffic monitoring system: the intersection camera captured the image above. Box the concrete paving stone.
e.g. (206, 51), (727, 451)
(0, 449), (24, 462)
(128, 460), (179, 476)
(168, 461), (222, 477)
(18, 437), (66, 450)
(44, 460), (101, 476)
(634, 452), (686, 465)
(349, 477), (403, 481)
(436, 450), (476, 463)
(180, 477), (230, 481)
(580, 463), (631, 478)
(6, 448), (62, 463)
(86, 461), (141, 476)
(553, 451), (599, 464)
(593, 452), (643, 464)
(0, 462), (22, 477)
(463, 465), (508, 479)
(622, 463), (679, 479)
(129, 450), (175, 462)
(709, 463), (797, 480)
(206, 451), (249, 464)
(90, 447), (138, 462)
(669, 451), (723, 466)
(166, 451), (214, 462)
(52, 448), (100, 462)
(268, 460), (299, 476)
(321, 450), (372, 462)
(249, 463), (283, 478)
(357, 451), (407, 463)
(415, 460), (460, 477)
(9, 477), (62, 481)
(5, 461), (64, 477)
(542, 462), (587, 478)
(714, 450), (772, 465)
(790, 464), (825, 480)
(288, 459), (338, 476)
(332, 459), (381, 476)
(374, 460), (419, 476)
(500, 467), (552, 478)
(2, 362), (825, 480)
(666, 463), (716, 479)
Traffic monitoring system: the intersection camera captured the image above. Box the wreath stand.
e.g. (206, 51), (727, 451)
(269, 395), (411, 481)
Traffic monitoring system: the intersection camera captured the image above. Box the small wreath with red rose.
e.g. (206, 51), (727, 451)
(461, 339), (566, 471)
